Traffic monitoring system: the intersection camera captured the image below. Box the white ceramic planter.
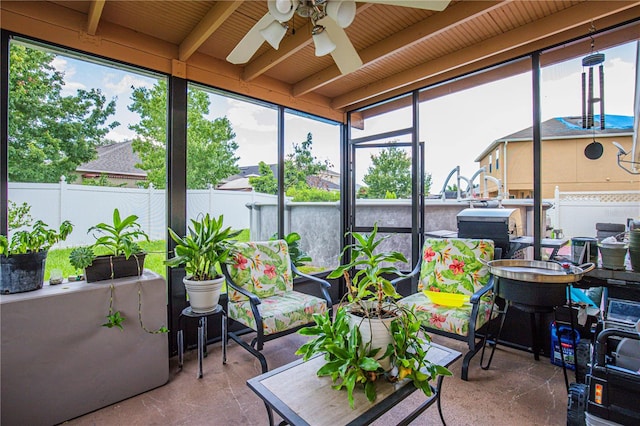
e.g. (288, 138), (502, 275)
(183, 276), (224, 313)
(347, 308), (396, 371)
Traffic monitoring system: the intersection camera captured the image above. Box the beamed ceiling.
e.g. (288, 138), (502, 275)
(1, 1), (640, 122)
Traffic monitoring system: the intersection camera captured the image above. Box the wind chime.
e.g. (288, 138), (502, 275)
(582, 24), (605, 130)
(582, 24), (607, 160)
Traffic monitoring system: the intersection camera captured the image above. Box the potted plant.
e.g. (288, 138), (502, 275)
(295, 224), (451, 408)
(69, 209), (149, 283)
(1, 220), (73, 294)
(165, 213), (241, 313)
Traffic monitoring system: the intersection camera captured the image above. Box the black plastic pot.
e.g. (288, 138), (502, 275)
(0, 250), (48, 294)
(85, 253), (146, 283)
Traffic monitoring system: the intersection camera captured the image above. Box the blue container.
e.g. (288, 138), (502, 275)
(550, 322), (580, 370)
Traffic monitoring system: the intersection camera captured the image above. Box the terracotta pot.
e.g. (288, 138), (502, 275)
(183, 276), (224, 313)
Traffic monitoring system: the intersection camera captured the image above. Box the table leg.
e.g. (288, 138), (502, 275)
(202, 316), (208, 358)
(197, 318), (204, 379)
(177, 330), (184, 369)
(436, 375), (446, 425)
(222, 309), (227, 364)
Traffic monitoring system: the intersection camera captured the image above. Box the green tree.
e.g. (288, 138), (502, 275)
(8, 45), (119, 183)
(363, 147), (412, 199)
(128, 82), (239, 189)
(250, 133), (333, 196)
(284, 133), (331, 191)
(249, 162), (278, 194)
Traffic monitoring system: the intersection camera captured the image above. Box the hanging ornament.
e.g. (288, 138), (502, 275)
(581, 23), (605, 130)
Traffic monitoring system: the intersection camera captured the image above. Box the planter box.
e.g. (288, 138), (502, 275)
(0, 271), (168, 426)
(85, 253), (146, 283)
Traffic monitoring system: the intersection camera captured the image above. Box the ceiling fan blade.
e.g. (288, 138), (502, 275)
(361, 0), (450, 11)
(319, 16), (363, 75)
(226, 13), (275, 64)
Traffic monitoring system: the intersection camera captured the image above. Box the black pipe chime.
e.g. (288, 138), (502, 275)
(581, 44), (605, 130)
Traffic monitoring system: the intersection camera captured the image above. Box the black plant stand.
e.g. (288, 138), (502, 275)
(177, 305), (227, 378)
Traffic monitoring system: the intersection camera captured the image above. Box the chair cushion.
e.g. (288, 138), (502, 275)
(418, 238), (494, 295)
(399, 292), (494, 337)
(228, 291), (328, 335)
(228, 240), (293, 299)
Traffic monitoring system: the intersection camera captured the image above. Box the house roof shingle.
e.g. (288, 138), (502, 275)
(475, 115), (634, 161)
(76, 141), (146, 178)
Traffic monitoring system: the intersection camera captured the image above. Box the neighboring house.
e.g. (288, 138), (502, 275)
(75, 141), (146, 188)
(475, 115), (637, 199)
(218, 164), (340, 192)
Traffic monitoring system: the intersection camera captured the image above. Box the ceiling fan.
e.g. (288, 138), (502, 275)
(226, 0), (451, 75)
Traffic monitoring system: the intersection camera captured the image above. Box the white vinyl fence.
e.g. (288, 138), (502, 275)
(547, 187), (640, 239)
(7, 178), (275, 247)
(8, 179), (640, 251)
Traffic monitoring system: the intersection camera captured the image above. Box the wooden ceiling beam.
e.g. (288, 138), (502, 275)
(293, 0), (506, 97)
(86, 0), (105, 35)
(242, 21), (315, 81)
(179, 0), (244, 61)
(243, 3), (374, 82)
(332, 0), (640, 110)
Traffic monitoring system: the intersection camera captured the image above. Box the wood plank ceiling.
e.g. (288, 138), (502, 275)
(1, 0), (639, 122)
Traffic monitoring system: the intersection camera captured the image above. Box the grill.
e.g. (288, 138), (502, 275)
(457, 208), (523, 257)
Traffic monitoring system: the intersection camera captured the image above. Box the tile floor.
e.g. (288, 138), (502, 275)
(62, 331), (571, 426)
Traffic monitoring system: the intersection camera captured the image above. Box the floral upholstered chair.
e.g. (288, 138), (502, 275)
(393, 238), (501, 381)
(222, 240), (332, 373)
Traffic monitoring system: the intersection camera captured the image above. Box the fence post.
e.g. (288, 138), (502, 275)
(59, 175), (67, 229)
(209, 184), (214, 214)
(554, 185), (560, 231)
(148, 183), (154, 239)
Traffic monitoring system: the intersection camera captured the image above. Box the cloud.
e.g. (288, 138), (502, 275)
(102, 72), (154, 96)
(226, 98), (277, 132)
(52, 57), (86, 96)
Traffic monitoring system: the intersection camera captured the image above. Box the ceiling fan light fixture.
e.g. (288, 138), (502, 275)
(326, 0), (356, 28)
(260, 21), (288, 49)
(311, 25), (336, 56)
(267, 0), (297, 22)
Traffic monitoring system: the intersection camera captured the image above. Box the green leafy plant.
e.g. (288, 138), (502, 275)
(68, 208), (149, 269)
(89, 208), (149, 258)
(165, 213), (241, 281)
(297, 223), (451, 408)
(0, 220), (73, 256)
(67, 209), (165, 334)
(8, 200), (33, 231)
(270, 232), (312, 268)
(327, 223), (407, 316)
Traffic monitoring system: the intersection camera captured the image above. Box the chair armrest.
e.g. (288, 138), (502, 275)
(470, 275), (494, 304)
(292, 264), (331, 290)
(222, 264), (262, 306)
(291, 264), (333, 308)
(390, 260), (421, 288)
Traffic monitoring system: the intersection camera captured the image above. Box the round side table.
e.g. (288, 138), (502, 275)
(177, 305), (227, 378)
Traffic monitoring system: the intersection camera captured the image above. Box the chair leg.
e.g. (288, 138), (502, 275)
(461, 345), (483, 381)
(227, 330), (269, 373)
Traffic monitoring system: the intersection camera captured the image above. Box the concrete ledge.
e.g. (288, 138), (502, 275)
(1, 271), (169, 426)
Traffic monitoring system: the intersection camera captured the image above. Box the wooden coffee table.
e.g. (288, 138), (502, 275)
(247, 342), (461, 426)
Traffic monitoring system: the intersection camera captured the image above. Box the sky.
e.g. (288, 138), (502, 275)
(52, 40), (638, 192)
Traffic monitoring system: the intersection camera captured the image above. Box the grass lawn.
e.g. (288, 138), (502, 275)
(45, 229), (255, 281)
